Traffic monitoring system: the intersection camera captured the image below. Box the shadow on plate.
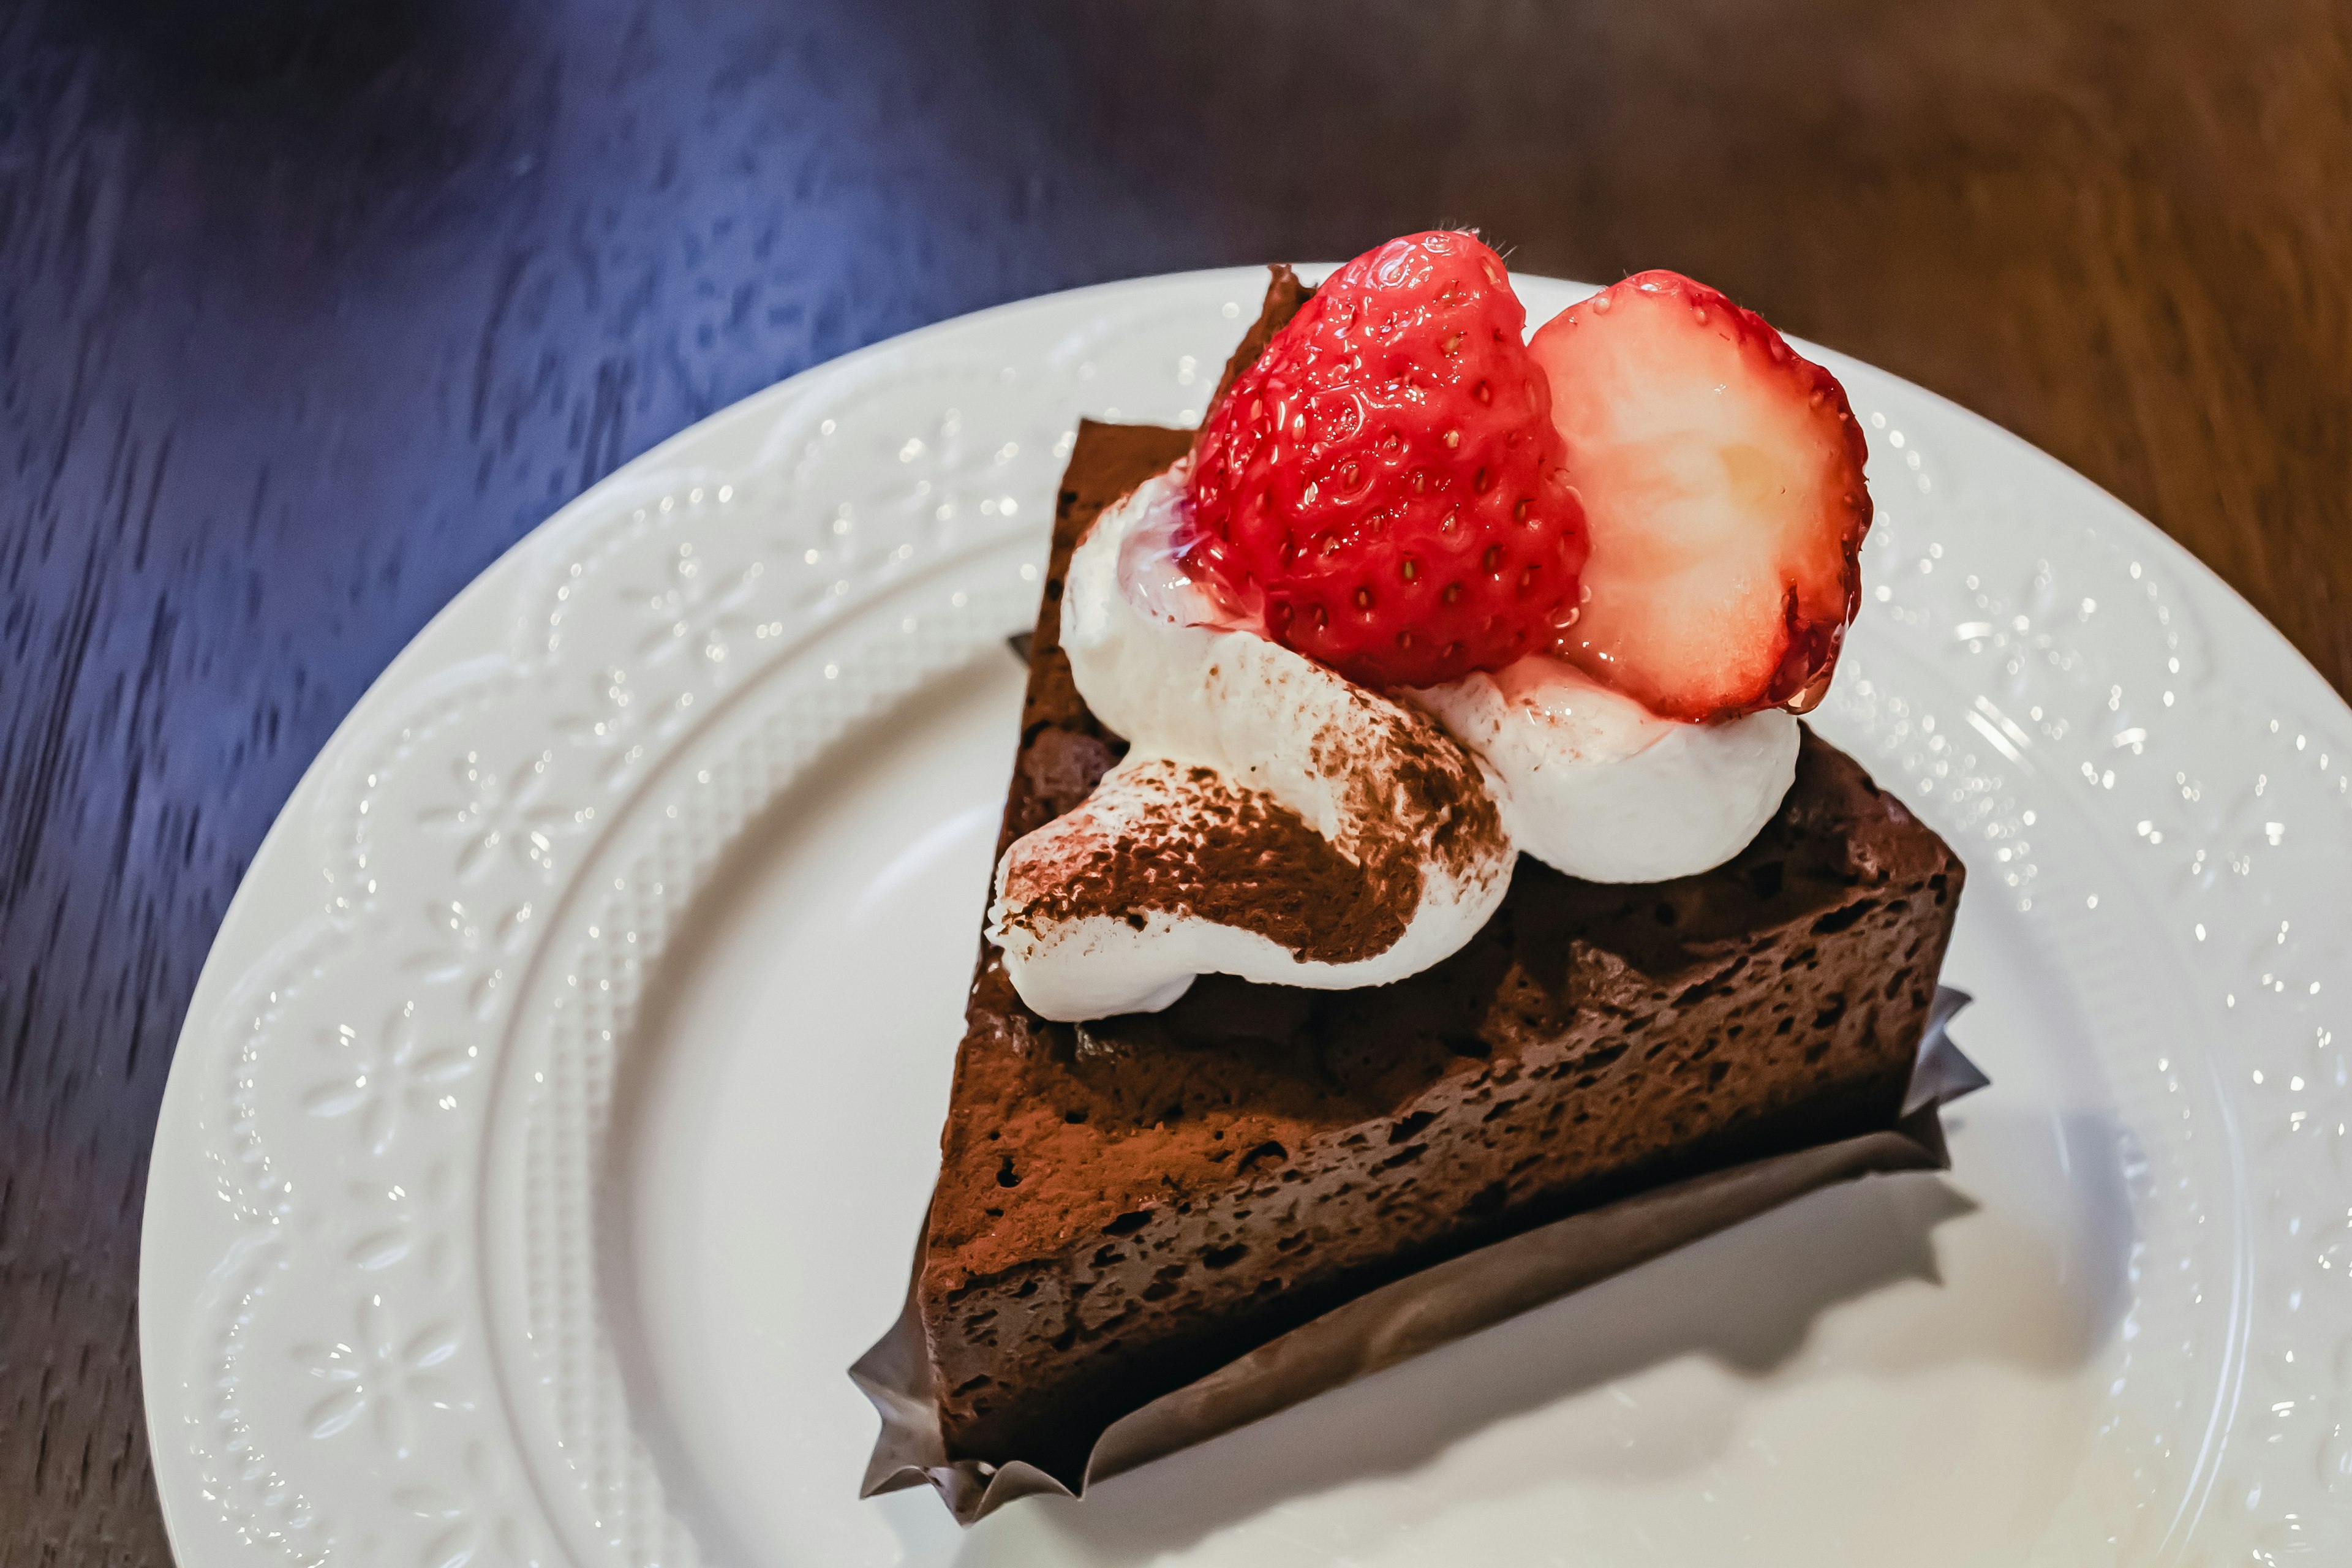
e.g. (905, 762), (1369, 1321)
(943, 1104), (2128, 1566)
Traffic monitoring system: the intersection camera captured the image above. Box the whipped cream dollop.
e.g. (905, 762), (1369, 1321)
(987, 469), (1515, 1022)
(987, 464), (1800, 1021)
(1411, 660), (1797, 884)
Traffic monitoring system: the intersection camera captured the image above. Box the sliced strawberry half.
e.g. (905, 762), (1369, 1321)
(1528, 270), (1871, 722)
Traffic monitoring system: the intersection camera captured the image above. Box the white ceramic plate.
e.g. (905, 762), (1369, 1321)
(141, 271), (2352, 1568)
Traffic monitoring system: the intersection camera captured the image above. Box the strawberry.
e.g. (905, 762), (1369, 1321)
(1186, 231), (1588, 690)
(1527, 270), (1871, 722)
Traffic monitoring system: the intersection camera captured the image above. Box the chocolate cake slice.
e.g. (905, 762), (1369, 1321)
(914, 281), (1964, 1485)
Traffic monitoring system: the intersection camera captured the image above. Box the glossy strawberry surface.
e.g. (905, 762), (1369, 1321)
(1186, 232), (1588, 689)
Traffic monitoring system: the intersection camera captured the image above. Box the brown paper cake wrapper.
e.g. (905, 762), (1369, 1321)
(851, 987), (1985, 1525)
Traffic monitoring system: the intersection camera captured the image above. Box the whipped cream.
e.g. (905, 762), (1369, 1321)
(987, 464), (1802, 1021)
(987, 469), (1516, 1021)
(1411, 660), (1798, 883)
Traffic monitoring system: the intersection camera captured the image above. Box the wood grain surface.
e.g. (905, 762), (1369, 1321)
(4, 0), (2346, 1559)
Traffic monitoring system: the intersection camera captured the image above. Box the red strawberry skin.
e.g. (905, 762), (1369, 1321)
(1528, 270), (1871, 722)
(1186, 232), (1589, 690)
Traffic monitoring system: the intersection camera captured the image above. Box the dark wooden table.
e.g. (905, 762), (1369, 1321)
(4, 1), (2346, 1560)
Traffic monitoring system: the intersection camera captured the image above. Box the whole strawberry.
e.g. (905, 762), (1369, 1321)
(1186, 231), (1588, 689)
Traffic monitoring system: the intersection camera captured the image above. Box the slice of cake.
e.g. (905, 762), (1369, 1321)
(905, 238), (1964, 1487)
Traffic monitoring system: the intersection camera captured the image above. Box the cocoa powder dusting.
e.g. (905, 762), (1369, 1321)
(1310, 688), (1507, 888)
(998, 625), (1509, 968)
(1001, 762), (1416, 965)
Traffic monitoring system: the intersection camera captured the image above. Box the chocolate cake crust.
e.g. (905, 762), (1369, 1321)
(914, 290), (1965, 1485)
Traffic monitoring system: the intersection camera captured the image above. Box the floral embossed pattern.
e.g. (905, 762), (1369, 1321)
(143, 274), (2351, 1567)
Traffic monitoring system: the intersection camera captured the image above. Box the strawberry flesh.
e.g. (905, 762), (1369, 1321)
(1187, 232), (1588, 690)
(1528, 270), (1871, 722)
